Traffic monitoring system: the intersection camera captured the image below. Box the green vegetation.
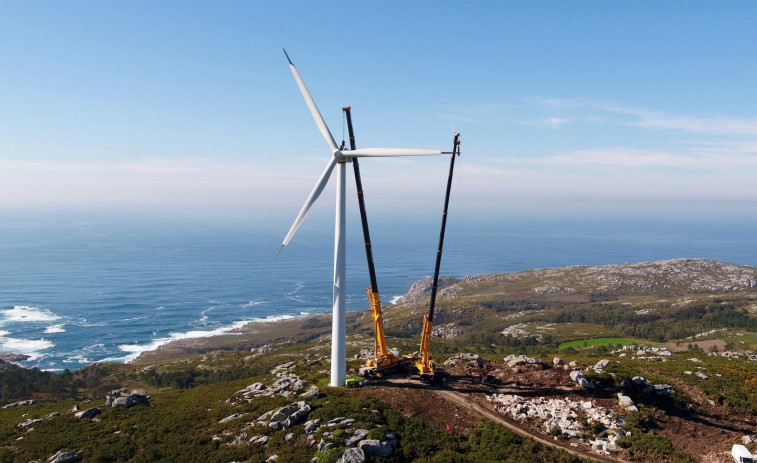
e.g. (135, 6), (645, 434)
(559, 337), (649, 350)
(3, 260), (757, 462)
(618, 411), (696, 463)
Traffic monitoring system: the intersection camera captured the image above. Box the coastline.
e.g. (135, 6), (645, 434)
(128, 310), (351, 365)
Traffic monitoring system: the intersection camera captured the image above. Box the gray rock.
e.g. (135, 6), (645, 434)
(3, 399), (35, 409)
(617, 393), (635, 408)
(18, 418), (42, 428)
(444, 353), (483, 367)
(695, 372), (709, 381)
(358, 439), (394, 457)
(504, 355), (544, 368)
(300, 387), (320, 399)
(337, 448), (366, 463)
(317, 440), (335, 453)
(593, 359), (610, 372)
(631, 376), (647, 385)
(0, 352), (31, 363)
(106, 389), (150, 408)
(219, 413), (243, 424)
(327, 416), (347, 426)
(552, 357), (564, 366)
(345, 429), (369, 447)
(569, 370), (595, 389)
(74, 408), (101, 419)
(394, 276), (460, 306)
(271, 405), (298, 423)
(260, 401), (311, 430)
(47, 450), (85, 463)
(743, 435), (755, 445)
(304, 419), (321, 435)
(653, 384), (675, 395)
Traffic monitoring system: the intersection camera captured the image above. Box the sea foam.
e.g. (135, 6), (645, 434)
(1, 305), (60, 324)
(0, 335), (54, 360)
(44, 324), (66, 334)
(116, 315), (296, 362)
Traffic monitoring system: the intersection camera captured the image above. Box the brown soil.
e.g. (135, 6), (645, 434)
(667, 339), (728, 352)
(347, 360), (757, 463)
(347, 381), (481, 434)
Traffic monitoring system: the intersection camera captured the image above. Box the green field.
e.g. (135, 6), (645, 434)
(558, 337), (652, 350)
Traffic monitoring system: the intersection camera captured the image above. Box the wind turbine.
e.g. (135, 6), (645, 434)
(279, 50), (442, 386)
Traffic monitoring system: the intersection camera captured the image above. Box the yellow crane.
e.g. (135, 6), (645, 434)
(416, 133), (461, 382)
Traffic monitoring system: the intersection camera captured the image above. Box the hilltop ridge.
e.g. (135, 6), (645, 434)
(395, 259), (757, 306)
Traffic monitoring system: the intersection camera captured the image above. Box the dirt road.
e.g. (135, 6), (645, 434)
(363, 377), (627, 463)
(437, 388), (626, 463)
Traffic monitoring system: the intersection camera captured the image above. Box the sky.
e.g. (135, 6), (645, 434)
(1, 1), (757, 225)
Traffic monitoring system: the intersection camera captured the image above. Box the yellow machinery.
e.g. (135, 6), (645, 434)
(415, 133), (460, 382)
(360, 286), (404, 376)
(341, 107), (407, 378)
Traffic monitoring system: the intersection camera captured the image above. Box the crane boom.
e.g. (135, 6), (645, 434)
(416, 132), (460, 379)
(343, 107), (404, 377)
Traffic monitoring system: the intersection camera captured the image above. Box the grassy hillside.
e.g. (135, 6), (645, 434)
(3, 259), (757, 462)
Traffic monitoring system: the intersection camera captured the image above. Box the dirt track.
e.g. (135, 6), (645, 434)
(437, 387), (626, 463)
(348, 362), (755, 463)
(350, 377), (625, 463)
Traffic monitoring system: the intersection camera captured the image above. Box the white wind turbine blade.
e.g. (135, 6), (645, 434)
(347, 148), (442, 157)
(280, 156), (338, 252)
(284, 50), (338, 151)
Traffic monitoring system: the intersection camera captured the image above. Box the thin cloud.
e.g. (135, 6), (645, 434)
(549, 147), (699, 168)
(542, 146), (757, 169)
(533, 98), (757, 136)
(522, 116), (571, 129)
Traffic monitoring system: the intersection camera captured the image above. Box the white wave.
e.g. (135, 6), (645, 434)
(123, 316), (147, 322)
(155, 306), (165, 310)
(1, 305), (60, 324)
(0, 335), (54, 361)
(284, 281), (306, 302)
(117, 314), (298, 362)
(242, 300), (265, 308)
(389, 295), (402, 304)
(300, 311), (310, 315)
(44, 324), (66, 333)
(0, 330), (9, 337)
(80, 321), (106, 327)
(63, 343), (106, 365)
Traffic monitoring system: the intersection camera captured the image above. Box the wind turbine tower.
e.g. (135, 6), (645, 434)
(278, 50), (442, 386)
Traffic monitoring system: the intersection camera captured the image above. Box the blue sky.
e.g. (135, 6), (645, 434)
(1, 2), (756, 223)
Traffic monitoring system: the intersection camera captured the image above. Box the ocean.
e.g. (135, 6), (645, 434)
(2, 217), (757, 371)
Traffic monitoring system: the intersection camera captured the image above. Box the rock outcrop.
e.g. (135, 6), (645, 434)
(105, 389), (150, 408)
(3, 399), (35, 409)
(504, 355), (545, 368)
(257, 401), (311, 431)
(393, 276), (461, 305)
(46, 450), (87, 463)
(337, 448), (366, 463)
(74, 408), (101, 419)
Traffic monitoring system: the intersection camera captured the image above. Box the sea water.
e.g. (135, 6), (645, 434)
(1, 217), (757, 371)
